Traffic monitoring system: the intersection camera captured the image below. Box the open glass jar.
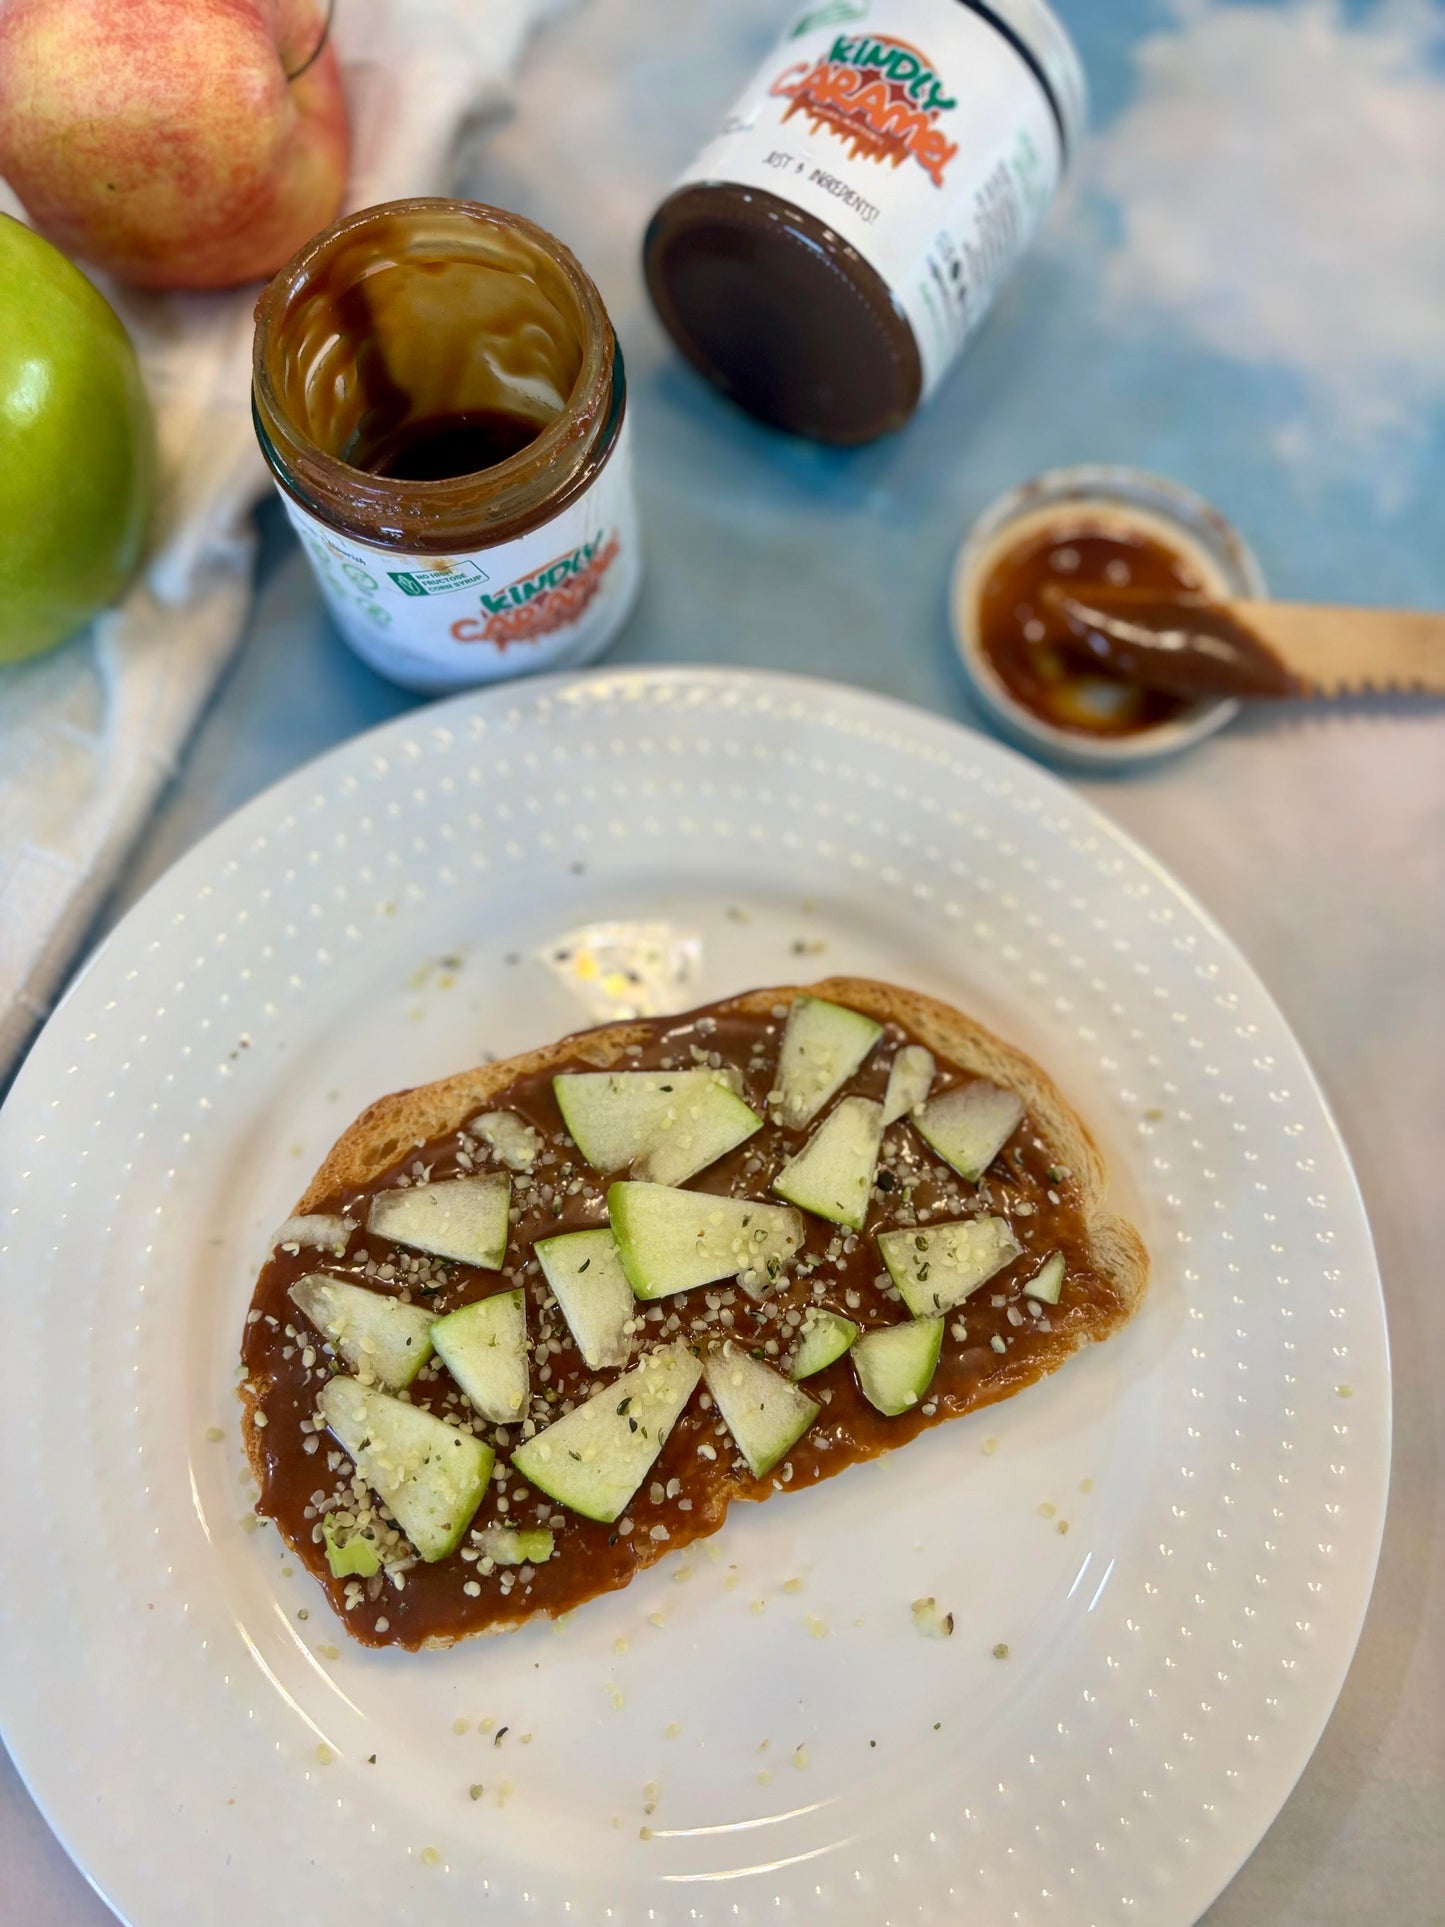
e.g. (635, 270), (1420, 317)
(253, 198), (639, 692)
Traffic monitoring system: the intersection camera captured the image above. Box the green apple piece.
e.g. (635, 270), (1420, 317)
(476, 1525), (554, 1566)
(534, 1227), (634, 1369)
(318, 1376), (494, 1563)
(772, 1095), (883, 1230)
(367, 1173), (510, 1268)
(608, 1182), (805, 1299)
(555, 1068), (738, 1174)
(914, 1080), (1025, 1182)
(288, 1274), (434, 1391)
(322, 1516), (381, 1579)
(853, 1318), (944, 1416)
(789, 1308), (859, 1380)
(469, 1110), (540, 1172)
(271, 1212), (351, 1255)
(0, 216), (154, 663)
(631, 1078), (763, 1186)
(774, 996), (884, 1128)
(877, 1217), (1021, 1317)
(431, 1289), (529, 1424)
(1027, 1251), (1065, 1306)
(510, 1344), (701, 1523)
(703, 1347), (819, 1478)
(881, 1045), (935, 1126)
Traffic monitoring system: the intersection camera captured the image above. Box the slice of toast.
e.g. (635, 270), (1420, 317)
(240, 979), (1147, 1647)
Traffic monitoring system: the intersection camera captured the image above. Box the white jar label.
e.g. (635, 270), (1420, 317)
(276, 415), (640, 693)
(675, 0), (1065, 397)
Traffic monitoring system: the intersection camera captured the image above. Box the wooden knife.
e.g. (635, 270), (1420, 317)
(1044, 586), (1445, 700)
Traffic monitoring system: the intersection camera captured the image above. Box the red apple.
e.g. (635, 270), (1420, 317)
(0, 0), (349, 290)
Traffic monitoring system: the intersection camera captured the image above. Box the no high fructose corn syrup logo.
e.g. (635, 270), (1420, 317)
(771, 21), (959, 186)
(387, 560), (487, 597)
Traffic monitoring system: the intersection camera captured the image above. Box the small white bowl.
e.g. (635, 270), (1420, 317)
(950, 466), (1268, 770)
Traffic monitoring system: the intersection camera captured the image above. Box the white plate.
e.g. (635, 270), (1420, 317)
(0, 667), (1389, 1926)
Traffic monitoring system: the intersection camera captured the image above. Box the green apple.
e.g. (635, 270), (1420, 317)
(852, 1317), (944, 1416)
(881, 1045), (934, 1125)
(317, 1376), (494, 1564)
(476, 1525), (554, 1567)
(510, 1344), (702, 1523)
(877, 1217), (1020, 1317)
(288, 1274), (435, 1391)
(321, 1516), (381, 1578)
(608, 1181), (805, 1300)
(0, 215), (154, 662)
(534, 1227), (635, 1370)
(914, 1079), (1025, 1183)
(554, 1068), (758, 1183)
(702, 1347), (818, 1478)
(789, 1308), (858, 1380)
(774, 997), (883, 1128)
(367, 1173), (511, 1269)
(1027, 1251), (1065, 1305)
(431, 1288), (530, 1425)
(772, 1095), (883, 1230)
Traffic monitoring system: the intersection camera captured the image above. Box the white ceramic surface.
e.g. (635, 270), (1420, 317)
(0, 668), (1389, 1926)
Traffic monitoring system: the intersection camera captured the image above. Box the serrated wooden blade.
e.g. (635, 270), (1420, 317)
(1232, 602), (1445, 697)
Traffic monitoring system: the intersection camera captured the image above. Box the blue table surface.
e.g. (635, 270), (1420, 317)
(5, 2), (1443, 1922)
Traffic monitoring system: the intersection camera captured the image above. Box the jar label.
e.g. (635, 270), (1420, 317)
(675, 0), (1064, 396)
(276, 416), (641, 693)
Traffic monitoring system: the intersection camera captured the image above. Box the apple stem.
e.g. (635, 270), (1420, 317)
(285, 0), (336, 83)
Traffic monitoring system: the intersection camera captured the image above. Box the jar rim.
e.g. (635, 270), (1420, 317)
(253, 197), (620, 552)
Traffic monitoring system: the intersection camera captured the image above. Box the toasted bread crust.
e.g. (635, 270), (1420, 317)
(240, 980), (1147, 1644)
